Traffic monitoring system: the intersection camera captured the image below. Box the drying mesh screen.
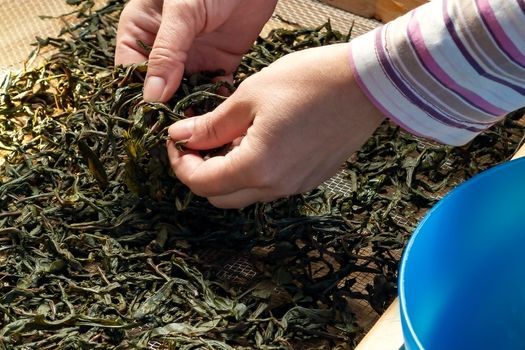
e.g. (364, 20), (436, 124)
(0, 0), (399, 346)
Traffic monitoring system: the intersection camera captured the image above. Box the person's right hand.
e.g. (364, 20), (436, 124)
(115, 0), (277, 102)
(166, 44), (385, 208)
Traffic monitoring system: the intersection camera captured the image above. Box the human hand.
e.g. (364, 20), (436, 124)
(166, 43), (385, 208)
(115, 0), (277, 102)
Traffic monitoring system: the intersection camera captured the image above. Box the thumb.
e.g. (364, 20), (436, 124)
(168, 95), (254, 150)
(143, 1), (204, 102)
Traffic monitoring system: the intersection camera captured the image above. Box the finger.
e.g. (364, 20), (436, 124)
(168, 94), (254, 150)
(231, 135), (244, 147)
(144, 1), (204, 102)
(166, 140), (250, 197)
(208, 188), (281, 209)
(115, 40), (149, 66)
(115, 0), (160, 66)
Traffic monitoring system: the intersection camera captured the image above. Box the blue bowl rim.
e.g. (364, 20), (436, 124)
(398, 156), (525, 348)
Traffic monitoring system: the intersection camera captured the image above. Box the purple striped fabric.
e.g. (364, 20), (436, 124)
(443, 1), (525, 95)
(519, 0), (525, 12)
(476, 0), (525, 67)
(350, 0), (525, 145)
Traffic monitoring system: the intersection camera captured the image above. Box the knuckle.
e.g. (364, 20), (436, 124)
(195, 115), (219, 141)
(148, 46), (186, 71)
(203, 116), (219, 141)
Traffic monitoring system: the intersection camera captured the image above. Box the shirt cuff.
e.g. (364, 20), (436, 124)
(349, 0), (525, 146)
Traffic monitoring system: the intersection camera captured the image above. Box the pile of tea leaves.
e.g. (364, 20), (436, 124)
(1, 1), (524, 349)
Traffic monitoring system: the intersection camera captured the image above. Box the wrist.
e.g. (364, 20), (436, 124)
(325, 43), (385, 149)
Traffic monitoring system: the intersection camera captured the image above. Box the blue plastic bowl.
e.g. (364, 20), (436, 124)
(399, 157), (525, 350)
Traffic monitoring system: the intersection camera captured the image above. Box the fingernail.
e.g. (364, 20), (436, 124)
(143, 76), (166, 102)
(168, 117), (194, 140)
(174, 139), (189, 151)
(166, 138), (188, 151)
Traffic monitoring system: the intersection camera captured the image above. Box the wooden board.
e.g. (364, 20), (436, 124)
(355, 299), (404, 350)
(320, 0), (429, 22)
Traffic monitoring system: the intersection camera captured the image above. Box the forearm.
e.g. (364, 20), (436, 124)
(350, 0), (525, 146)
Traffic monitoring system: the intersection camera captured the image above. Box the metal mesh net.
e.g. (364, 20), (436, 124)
(5, 2), (522, 349)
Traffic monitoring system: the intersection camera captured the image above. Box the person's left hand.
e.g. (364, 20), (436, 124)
(166, 43), (385, 208)
(115, 0), (277, 102)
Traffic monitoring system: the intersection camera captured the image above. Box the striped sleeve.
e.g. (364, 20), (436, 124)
(349, 0), (525, 146)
